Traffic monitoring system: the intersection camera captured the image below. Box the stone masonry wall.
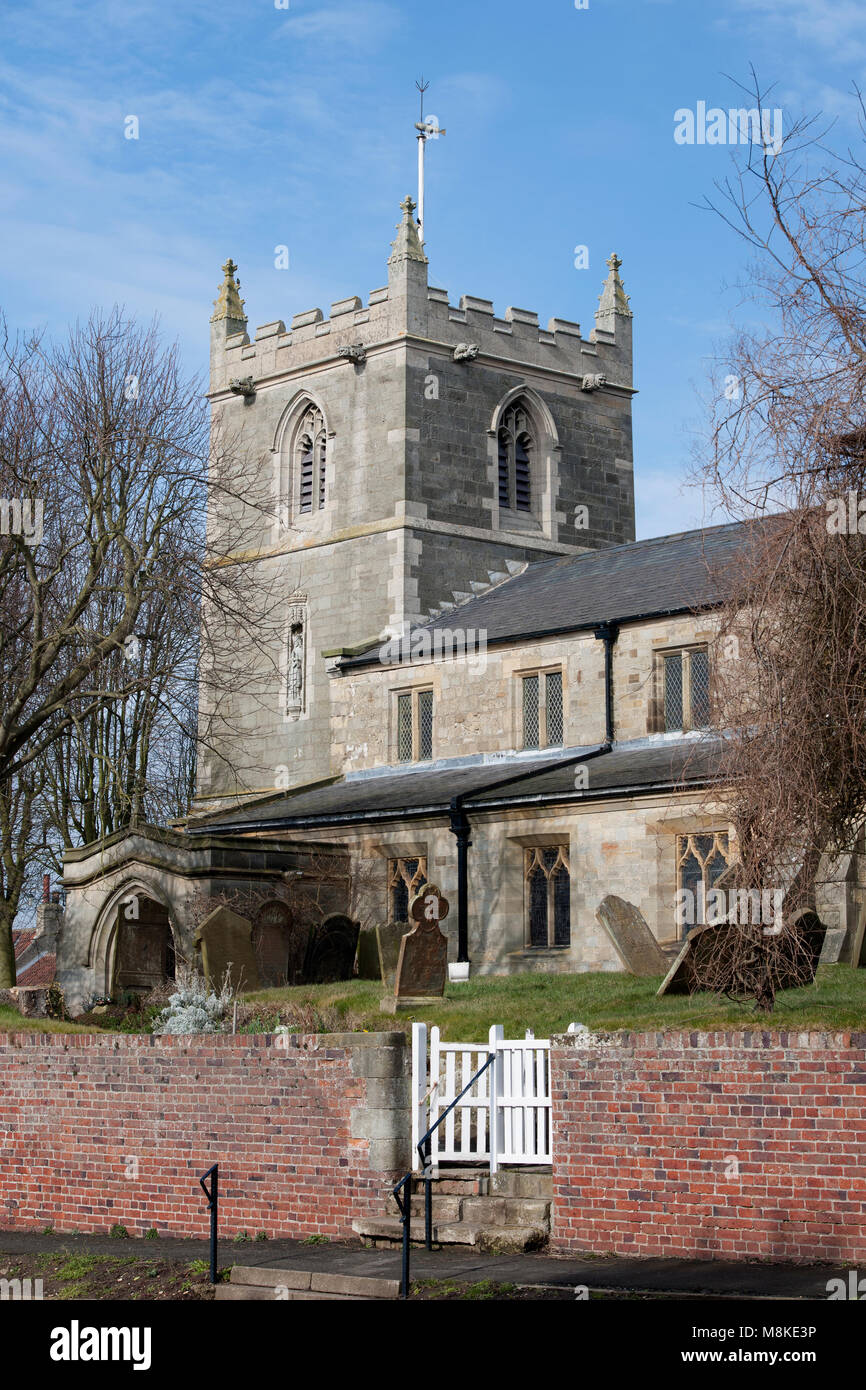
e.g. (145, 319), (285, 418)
(0, 1031), (409, 1239)
(550, 1029), (866, 1262)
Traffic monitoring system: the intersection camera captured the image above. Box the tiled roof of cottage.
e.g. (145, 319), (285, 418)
(192, 737), (722, 834)
(12, 928), (36, 958)
(15, 952), (56, 986)
(342, 519), (759, 666)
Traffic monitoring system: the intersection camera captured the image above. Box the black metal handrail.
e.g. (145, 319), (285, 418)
(392, 1050), (496, 1299)
(199, 1163), (219, 1284)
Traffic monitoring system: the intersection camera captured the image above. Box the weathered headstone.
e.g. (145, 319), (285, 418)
(657, 908), (828, 997)
(596, 895), (669, 976)
(355, 928), (380, 981)
(195, 905), (261, 994)
(303, 913), (360, 983)
(376, 921), (409, 990)
(382, 885), (449, 1013)
(253, 897), (306, 987)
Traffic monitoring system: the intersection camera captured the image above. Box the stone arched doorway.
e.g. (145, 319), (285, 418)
(110, 892), (176, 996)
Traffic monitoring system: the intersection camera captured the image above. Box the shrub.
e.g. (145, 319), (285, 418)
(152, 972), (232, 1036)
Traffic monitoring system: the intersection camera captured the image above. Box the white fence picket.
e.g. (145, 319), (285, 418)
(413, 1020), (576, 1171)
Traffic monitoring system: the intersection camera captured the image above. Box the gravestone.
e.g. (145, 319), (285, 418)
(355, 928), (380, 980)
(303, 914), (359, 983)
(657, 908), (828, 997)
(382, 885), (449, 1013)
(596, 895), (669, 976)
(195, 905), (261, 994)
(376, 921), (409, 991)
(253, 897), (307, 987)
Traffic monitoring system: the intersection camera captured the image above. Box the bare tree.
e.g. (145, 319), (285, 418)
(691, 76), (866, 1007)
(0, 308), (287, 985)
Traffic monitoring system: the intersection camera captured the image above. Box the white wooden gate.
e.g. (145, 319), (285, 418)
(411, 1022), (572, 1173)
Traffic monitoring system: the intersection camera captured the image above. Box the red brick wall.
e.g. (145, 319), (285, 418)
(0, 1031), (407, 1239)
(551, 1029), (866, 1263)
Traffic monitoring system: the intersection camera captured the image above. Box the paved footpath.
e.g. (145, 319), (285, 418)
(0, 1230), (840, 1299)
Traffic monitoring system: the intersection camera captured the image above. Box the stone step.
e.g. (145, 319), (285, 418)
(217, 1264), (400, 1301)
(353, 1215), (546, 1253)
(460, 1195), (551, 1227)
(354, 1215), (480, 1247)
(409, 1167), (552, 1199)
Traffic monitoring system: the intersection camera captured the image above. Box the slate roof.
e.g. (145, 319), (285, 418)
(342, 519), (755, 667)
(192, 738), (723, 835)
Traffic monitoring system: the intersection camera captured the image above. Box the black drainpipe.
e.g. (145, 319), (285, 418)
(448, 620), (619, 964)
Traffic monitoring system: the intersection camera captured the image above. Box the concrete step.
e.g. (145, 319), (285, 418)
(216, 1264), (400, 1301)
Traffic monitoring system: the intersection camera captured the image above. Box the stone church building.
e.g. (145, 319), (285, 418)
(55, 196), (862, 1010)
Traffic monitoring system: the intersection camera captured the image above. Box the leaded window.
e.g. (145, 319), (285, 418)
(661, 647), (711, 732)
(525, 846), (571, 947)
(388, 856), (428, 921)
(521, 668), (564, 749)
(396, 688), (434, 762)
(497, 402), (534, 513)
(676, 831), (732, 940)
(295, 404), (327, 514)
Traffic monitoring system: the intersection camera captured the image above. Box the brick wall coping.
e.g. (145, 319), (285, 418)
(0, 1030), (405, 1052)
(551, 1028), (866, 1051)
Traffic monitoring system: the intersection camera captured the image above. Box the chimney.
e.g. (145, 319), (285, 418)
(35, 879), (63, 953)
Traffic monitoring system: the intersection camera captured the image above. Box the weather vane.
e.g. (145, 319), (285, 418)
(414, 76), (445, 245)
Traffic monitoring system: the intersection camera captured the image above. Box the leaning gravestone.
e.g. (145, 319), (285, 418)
(382, 886), (449, 1014)
(658, 907), (828, 997)
(376, 921), (409, 991)
(195, 905), (261, 993)
(596, 895), (669, 976)
(303, 913), (360, 983)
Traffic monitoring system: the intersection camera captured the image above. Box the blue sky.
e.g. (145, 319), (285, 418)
(1, 0), (863, 538)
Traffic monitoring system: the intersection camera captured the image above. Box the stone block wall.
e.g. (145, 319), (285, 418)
(550, 1029), (866, 1263)
(0, 1031), (409, 1239)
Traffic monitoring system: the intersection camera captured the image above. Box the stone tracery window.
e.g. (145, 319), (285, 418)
(294, 403), (327, 514)
(676, 831), (732, 940)
(498, 402), (534, 513)
(388, 856), (428, 921)
(525, 845), (570, 947)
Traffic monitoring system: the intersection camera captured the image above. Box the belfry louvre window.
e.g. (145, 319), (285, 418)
(498, 402), (534, 512)
(525, 846), (571, 947)
(295, 405), (327, 514)
(521, 669), (564, 749)
(661, 647), (710, 731)
(396, 688), (434, 762)
(676, 831), (732, 940)
(388, 856), (428, 921)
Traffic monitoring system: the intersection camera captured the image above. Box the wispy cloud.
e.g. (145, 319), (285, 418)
(731, 0), (866, 62)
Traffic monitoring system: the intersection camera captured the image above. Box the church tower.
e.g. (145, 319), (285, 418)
(194, 199), (635, 810)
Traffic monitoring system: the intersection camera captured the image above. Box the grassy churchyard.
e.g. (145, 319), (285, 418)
(3, 963), (866, 1038)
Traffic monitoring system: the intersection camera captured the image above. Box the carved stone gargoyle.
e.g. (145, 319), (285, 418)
(337, 343), (367, 364)
(228, 376), (255, 398)
(580, 373), (606, 392)
(453, 342), (479, 362)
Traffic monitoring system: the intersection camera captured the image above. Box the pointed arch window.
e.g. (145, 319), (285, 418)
(497, 402), (534, 512)
(295, 404), (327, 514)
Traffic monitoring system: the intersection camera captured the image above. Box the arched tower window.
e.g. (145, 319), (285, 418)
(497, 402), (534, 512)
(294, 404), (327, 514)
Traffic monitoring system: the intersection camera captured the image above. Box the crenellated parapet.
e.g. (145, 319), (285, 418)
(208, 199), (634, 398)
